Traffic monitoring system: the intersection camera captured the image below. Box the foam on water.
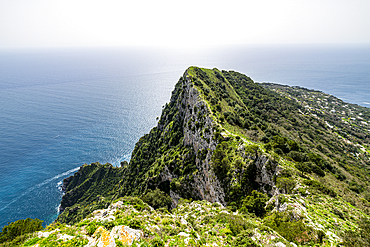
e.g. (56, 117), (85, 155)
(0, 167), (80, 214)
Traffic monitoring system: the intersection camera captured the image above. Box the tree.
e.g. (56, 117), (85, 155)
(141, 189), (172, 210)
(240, 190), (268, 217)
(296, 162), (311, 176)
(276, 177), (296, 194)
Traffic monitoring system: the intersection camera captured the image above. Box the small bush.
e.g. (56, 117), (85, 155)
(276, 177), (296, 194)
(295, 162), (311, 176)
(245, 144), (259, 155)
(86, 220), (100, 236)
(128, 218), (143, 230)
(288, 151), (304, 162)
(115, 239), (125, 247)
(311, 164), (325, 177)
(215, 213), (255, 236)
(23, 237), (42, 246)
(274, 148), (284, 155)
(348, 181), (363, 194)
(232, 230), (259, 246)
(141, 189), (172, 210)
(264, 212), (318, 244)
(150, 235), (165, 247)
(303, 179), (337, 197)
(240, 190), (269, 217)
(119, 196), (150, 211)
(102, 220), (116, 231)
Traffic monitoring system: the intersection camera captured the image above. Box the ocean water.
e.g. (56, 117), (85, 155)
(0, 45), (369, 228)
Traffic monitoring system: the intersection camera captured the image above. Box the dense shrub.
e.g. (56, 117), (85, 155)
(240, 190), (269, 217)
(264, 212), (319, 245)
(211, 141), (232, 181)
(232, 230), (259, 246)
(141, 189), (172, 210)
(0, 218), (43, 243)
(342, 217), (370, 247)
(215, 213), (255, 236)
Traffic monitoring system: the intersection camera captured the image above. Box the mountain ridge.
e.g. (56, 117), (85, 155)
(1, 66), (370, 246)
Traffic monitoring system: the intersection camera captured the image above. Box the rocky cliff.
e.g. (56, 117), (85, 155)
(57, 67), (282, 223)
(48, 66), (370, 246)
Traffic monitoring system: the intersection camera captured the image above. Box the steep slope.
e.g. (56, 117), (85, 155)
(49, 66), (370, 246)
(58, 67), (281, 224)
(119, 67), (280, 205)
(119, 71), (225, 204)
(58, 162), (125, 223)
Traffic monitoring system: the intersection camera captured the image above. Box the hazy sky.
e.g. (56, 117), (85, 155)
(1, 0), (369, 48)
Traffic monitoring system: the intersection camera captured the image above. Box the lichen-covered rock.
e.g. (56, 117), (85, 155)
(92, 226), (115, 247)
(86, 225), (142, 247)
(111, 225), (143, 245)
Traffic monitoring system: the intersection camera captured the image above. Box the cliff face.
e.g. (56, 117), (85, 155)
(121, 67), (281, 207)
(118, 68), (227, 206)
(58, 67), (281, 223)
(58, 162), (125, 224)
(154, 69), (225, 206)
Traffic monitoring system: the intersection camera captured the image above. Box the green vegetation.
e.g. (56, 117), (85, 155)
(264, 211), (321, 245)
(57, 162), (126, 224)
(342, 217), (370, 246)
(240, 190), (269, 217)
(1, 198), (292, 247)
(141, 189), (172, 210)
(0, 218), (43, 246)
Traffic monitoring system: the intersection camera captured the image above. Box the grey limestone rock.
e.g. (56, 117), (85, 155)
(155, 68), (280, 207)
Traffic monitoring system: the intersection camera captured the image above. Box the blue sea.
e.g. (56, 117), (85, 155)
(0, 45), (369, 228)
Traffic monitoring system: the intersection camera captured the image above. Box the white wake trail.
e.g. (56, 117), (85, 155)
(0, 167), (80, 213)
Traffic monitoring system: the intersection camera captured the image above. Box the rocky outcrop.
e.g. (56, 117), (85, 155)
(88, 225), (142, 247)
(152, 69), (281, 206)
(142, 68), (284, 208)
(254, 155), (282, 195)
(176, 71), (225, 204)
(150, 70), (226, 206)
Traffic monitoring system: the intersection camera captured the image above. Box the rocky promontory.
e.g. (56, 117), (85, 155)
(4, 67), (369, 246)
